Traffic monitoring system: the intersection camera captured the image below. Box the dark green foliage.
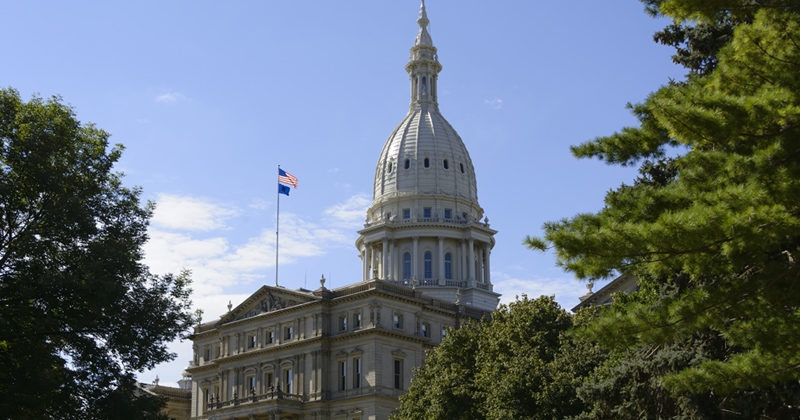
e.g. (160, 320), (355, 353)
(0, 88), (195, 419)
(392, 296), (607, 420)
(528, 0), (800, 396)
(574, 280), (800, 419)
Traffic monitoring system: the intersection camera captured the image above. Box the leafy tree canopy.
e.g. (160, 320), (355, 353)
(392, 296), (606, 420)
(0, 88), (195, 419)
(527, 2), (800, 393)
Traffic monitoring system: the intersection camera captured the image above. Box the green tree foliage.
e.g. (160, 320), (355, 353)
(527, 2), (800, 394)
(0, 88), (195, 419)
(575, 280), (800, 419)
(639, 0), (798, 76)
(392, 296), (606, 420)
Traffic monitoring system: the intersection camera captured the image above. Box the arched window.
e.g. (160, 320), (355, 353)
(403, 253), (412, 280)
(424, 158), (430, 168)
(445, 253), (452, 280)
(443, 159), (449, 169)
(424, 251), (432, 279)
(422, 77), (427, 95)
(405, 159), (410, 170)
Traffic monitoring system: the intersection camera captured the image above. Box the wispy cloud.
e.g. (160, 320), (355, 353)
(155, 91), (187, 103)
(323, 193), (370, 229)
(143, 193), (368, 311)
(484, 98), (503, 109)
(151, 194), (238, 231)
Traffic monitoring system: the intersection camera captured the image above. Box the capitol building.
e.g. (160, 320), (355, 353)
(148, 3), (500, 419)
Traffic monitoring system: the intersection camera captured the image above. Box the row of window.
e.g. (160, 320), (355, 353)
(201, 368), (294, 413)
(202, 325), (296, 362)
(338, 358), (363, 390)
(387, 159), (466, 173)
(391, 207), (466, 220)
(337, 357), (403, 391)
(403, 251), (453, 280)
(339, 312), (362, 331)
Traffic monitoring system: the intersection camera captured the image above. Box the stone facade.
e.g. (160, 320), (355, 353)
(185, 279), (489, 420)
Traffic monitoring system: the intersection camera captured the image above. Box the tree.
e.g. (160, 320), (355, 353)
(392, 296), (606, 420)
(527, 1), (800, 393)
(0, 88), (195, 419)
(574, 281), (800, 419)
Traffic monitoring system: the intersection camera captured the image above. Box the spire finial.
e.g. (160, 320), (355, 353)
(418, 0), (429, 28)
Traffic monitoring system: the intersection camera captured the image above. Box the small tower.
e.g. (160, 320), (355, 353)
(356, 1), (499, 311)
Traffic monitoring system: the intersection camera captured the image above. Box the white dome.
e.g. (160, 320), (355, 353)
(371, 105), (481, 215)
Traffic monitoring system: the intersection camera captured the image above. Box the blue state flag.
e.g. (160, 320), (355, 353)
(279, 184), (291, 196)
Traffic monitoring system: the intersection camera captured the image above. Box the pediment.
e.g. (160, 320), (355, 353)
(220, 286), (317, 324)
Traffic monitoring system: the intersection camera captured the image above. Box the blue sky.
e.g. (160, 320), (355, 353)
(4, 1), (686, 385)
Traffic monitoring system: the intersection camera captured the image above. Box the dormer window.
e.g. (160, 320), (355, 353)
(443, 159), (449, 169)
(405, 159), (410, 170)
(388, 162), (393, 173)
(424, 158), (430, 168)
(460, 163), (465, 173)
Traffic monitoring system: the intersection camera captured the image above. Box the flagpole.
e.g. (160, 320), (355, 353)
(276, 165), (280, 287)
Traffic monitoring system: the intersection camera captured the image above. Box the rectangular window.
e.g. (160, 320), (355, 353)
(265, 372), (274, 391)
(339, 315), (347, 331)
(393, 313), (403, 329)
(422, 323), (429, 338)
(247, 376), (256, 394)
(339, 360), (347, 391)
(266, 330), (274, 344)
(354, 312), (362, 329)
(462, 212), (468, 220)
(285, 369), (293, 394)
(423, 207), (432, 218)
(403, 208), (410, 219)
(353, 358), (362, 389)
(215, 345), (221, 358)
(284, 325), (293, 340)
(387, 212), (391, 220)
(394, 359), (403, 389)
(444, 208), (452, 219)
(442, 327), (448, 339)
(248, 334), (257, 349)
(204, 348), (210, 362)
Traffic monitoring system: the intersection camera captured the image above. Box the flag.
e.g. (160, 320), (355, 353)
(278, 184), (290, 196)
(278, 169), (298, 189)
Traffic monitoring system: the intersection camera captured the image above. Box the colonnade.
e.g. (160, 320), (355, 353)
(361, 237), (491, 285)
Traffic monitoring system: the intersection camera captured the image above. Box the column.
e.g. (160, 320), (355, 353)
(412, 236), (419, 280)
(390, 240), (396, 281)
(438, 236), (444, 280)
(478, 246), (484, 283)
(461, 240), (467, 281)
(484, 245), (491, 284)
(362, 248), (367, 282)
(382, 238), (388, 279)
(366, 244), (372, 280)
(468, 238), (475, 281)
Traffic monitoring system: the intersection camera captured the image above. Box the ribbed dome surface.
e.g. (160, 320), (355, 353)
(372, 105), (479, 207)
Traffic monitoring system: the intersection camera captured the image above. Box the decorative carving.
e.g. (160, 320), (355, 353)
(236, 291), (297, 320)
